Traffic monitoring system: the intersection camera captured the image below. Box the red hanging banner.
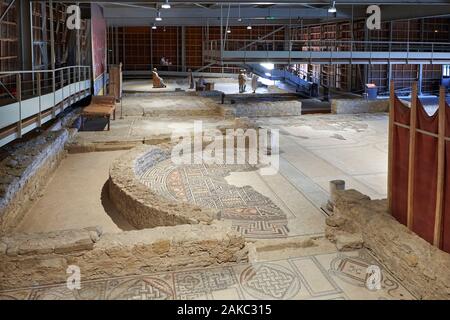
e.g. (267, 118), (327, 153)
(391, 97), (410, 225)
(412, 99), (439, 244)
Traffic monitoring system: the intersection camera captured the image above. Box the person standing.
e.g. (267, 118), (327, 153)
(238, 70), (247, 93)
(251, 73), (259, 94)
(188, 69), (195, 89)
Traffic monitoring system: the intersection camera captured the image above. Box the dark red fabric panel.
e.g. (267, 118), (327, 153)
(394, 96), (411, 125)
(391, 97), (410, 225)
(412, 98), (438, 244)
(442, 102), (450, 253)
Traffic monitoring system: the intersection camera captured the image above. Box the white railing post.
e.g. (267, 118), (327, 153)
(78, 65), (81, 97)
(74, 67), (77, 100)
(16, 73), (22, 139)
(37, 72), (42, 127)
(52, 70), (56, 118)
(60, 69), (64, 113)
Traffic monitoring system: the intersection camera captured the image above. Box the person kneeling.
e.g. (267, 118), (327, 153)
(152, 68), (167, 88)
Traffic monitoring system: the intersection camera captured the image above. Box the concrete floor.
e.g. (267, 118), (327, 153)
(17, 150), (134, 234)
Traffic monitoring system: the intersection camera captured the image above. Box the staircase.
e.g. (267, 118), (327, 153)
(244, 63), (315, 96)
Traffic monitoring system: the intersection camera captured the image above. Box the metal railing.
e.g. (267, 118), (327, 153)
(0, 65), (91, 147)
(121, 63), (242, 75)
(0, 65), (91, 105)
(207, 39), (450, 54)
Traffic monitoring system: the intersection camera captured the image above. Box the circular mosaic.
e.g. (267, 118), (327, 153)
(138, 158), (289, 239)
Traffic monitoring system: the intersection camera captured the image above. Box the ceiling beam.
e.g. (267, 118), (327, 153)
(33, 1), (450, 4)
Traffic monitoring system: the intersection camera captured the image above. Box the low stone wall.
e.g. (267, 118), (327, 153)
(326, 189), (450, 299)
(109, 145), (218, 229)
(331, 99), (389, 114)
(0, 130), (69, 235)
(222, 100), (302, 117)
(0, 221), (248, 290)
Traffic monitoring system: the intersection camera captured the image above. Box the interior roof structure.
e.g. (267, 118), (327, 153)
(63, 0), (449, 26)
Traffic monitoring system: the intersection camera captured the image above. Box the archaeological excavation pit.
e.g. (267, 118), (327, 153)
(1, 2), (450, 303)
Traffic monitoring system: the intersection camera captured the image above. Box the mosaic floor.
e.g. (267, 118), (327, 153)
(0, 249), (415, 300)
(139, 160), (289, 239)
(253, 113), (389, 202)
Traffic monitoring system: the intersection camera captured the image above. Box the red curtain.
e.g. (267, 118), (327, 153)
(412, 98), (438, 244)
(442, 102), (450, 252)
(391, 97), (410, 225)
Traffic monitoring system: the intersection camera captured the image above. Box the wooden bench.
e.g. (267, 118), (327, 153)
(91, 96), (116, 105)
(81, 96), (116, 131)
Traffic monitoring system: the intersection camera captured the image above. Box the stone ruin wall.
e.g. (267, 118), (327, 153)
(0, 120), (249, 290)
(0, 129), (69, 235)
(108, 145), (219, 229)
(0, 222), (247, 290)
(326, 189), (450, 300)
(331, 99), (389, 114)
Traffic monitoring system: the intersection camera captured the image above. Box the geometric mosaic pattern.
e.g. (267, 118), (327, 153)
(139, 158), (288, 239)
(0, 250), (416, 300)
(328, 250), (407, 300)
(240, 263), (301, 299)
(105, 276), (175, 300)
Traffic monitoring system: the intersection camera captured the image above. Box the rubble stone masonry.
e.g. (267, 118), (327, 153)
(326, 189), (450, 299)
(0, 222), (248, 290)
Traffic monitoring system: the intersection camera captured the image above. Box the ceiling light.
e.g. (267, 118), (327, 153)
(328, 1), (337, 14)
(247, 25), (252, 30)
(161, 0), (171, 9)
(227, 28), (231, 34)
(155, 10), (162, 21)
(152, 24), (157, 30)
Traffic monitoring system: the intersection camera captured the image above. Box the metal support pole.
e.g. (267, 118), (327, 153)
(0, 0), (16, 23)
(76, 2), (81, 99)
(17, 0), (32, 71)
(220, 4), (223, 74)
(181, 26), (186, 72)
(37, 72), (42, 127)
(52, 70), (56, 118)
(16, 74), (22, 138)
(60, 69), (64, 113)
(49, 0), (55, 70)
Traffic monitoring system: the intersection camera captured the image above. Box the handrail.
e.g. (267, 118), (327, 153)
(207, 39), (450, 45)
(0, 65), (91, 75)
(0, 65), (92, 147)
(206, 39), (450, 53)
